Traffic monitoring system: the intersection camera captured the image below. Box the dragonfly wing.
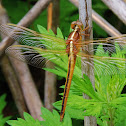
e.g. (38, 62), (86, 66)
(77, 51), (126, 76)
(76, 34), (126, 54)
(0, 23), (66, 50)
(77, 34), (126, 45)
(6, 45), (67, 68)
(76, 35), (126, 76)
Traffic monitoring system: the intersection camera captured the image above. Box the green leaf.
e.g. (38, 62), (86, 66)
(37, 25), (49, 35)
(6, 107), (72, 126)
(53, 101), (84, 120)
(56, 27), (64, 38)
(48, 29), (55, 36)
(72, 74), (101, 100)
(41, 107), (61, 126)
(0, 94), (11, 126)
(7, 112), (41, 126)
(67, 95), (104, 116)
(43, 67), (66, 78)
(0, 94), (6, 114)
(0, 115), (11, 126)
(110, 97), (126, 105)
(114, 104), (126, 126)
(41, 107), (72, 126)
(62, 113), (72, 126)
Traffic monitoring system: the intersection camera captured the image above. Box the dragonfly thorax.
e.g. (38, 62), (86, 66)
(66, 25), (82, 55)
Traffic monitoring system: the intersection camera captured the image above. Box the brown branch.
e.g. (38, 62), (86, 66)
(0, 0), (51, 56)
(69, 0), (121, 36)
(79, 0), (97, 125)
(52, 0), (60, 33)
(44, 0), (59, 111)
(44, 62), (56, 111)
(10, 59), (44, 121)
(47, 3), (53, 30)
(1, 56), (28, 118)
(0, 3), (28, 118)
(0, 0), (52, 120)
(92, 10), (121, 36)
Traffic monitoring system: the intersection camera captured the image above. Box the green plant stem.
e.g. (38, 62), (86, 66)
(108, 107), (114, 126)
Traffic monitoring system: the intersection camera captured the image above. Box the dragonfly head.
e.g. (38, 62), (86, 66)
(71, 20), (84, 32)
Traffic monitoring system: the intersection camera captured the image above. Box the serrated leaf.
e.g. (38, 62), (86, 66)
(56, 27), (64, 38)
(53, 100), (84, 120)
(62, 113), (72, 126)
(43, 67), (66, 77)
(110, 97), (126, 105)
(7, 112), (41, 126)
(48, 29), (55, 36)
(66, 94), (108, 119)
(37, 24), (49, 34)
(41, 107), (72, 126)
(72, 75), (101, 100)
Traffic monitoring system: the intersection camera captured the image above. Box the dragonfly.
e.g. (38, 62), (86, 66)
(0, 21), (126, 121)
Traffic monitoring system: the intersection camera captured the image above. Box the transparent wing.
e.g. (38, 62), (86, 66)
(0, 23), (66, 50)
(1, 23), (126, 75)
(78, 34), (126, 54)
(78, 52), (126, 76)
(79, 36), (126, 76)
(6, 45), (67, 68)
(1, 23), (126, 54)
(6, 44), (126, 76)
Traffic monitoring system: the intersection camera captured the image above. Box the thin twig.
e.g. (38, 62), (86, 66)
(44, 0), (59, 111)
(0, 0), (51, 56)
(44, 2), (55, 111)
(52, 0), (60, 33)
(69, 0), (121, 36)
(47, 3), (53, 30)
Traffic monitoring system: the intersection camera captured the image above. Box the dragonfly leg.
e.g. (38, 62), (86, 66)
(81, 33), (90, 36)
(81, 25), (90, 36)
(82, 25), (89, 32)
(81, 26), (92, 36)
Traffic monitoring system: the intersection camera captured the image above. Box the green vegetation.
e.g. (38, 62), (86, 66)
(0, 0), (126, 126)
(0, 94), (11, 126)
(2, 24), (125, 126)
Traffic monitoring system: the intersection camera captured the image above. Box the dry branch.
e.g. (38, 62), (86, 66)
(0, 0), (51, 56)
(79, 0), (97, 125)
(101, 0), (126, 25)
(0, 0), (52, 120)
(0, 4), (28, 118)
(69, 0), (121, 36)
(92, 10), (121, 36)
(44, 0), (59, 111)
(1, 56), (28, 118)
(9, 57), (43, 120)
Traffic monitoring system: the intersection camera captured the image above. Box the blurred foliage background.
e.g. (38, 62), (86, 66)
(0, 0), (126, 125)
